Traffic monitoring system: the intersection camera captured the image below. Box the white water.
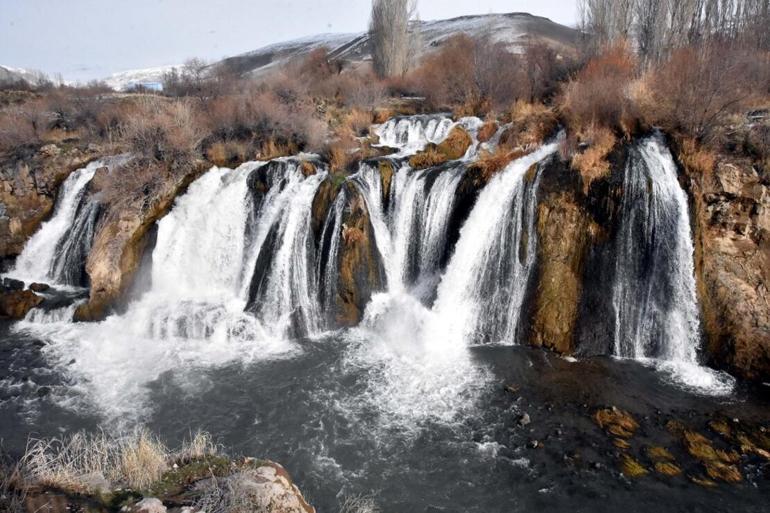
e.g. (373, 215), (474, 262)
(375, 115), (454, 155)
(432, 142), (558, 345)
(612, 137), (733, 394)
(7, 159), (118, 286)
(13, 161), (332, 422)
(248, 164), (327, 336)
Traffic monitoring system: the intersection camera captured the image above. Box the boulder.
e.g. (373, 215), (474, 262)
(0, 289), (43, 319)
(131, 498), (167, 513)
(196, 462), (315, 513)
(2, 276), (24, 290)
(29, 282), (50, 292)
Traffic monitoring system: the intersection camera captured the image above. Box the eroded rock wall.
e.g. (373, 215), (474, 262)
(688, 159), (770, 381)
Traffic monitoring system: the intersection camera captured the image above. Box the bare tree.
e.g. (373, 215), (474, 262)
(369, 0), (417, 77)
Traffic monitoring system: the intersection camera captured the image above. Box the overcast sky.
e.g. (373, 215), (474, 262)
(0, 0), (578, 82)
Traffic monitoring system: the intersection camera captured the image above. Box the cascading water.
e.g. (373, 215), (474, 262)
(12, 160), (333, 422)
(612, 138), (700, 361)
(611, 137), (732, 393)
(246, 160), (328, 337)
(7, 157), (125, 286)
(432, 142), (559, 345)
(375, 114), (454, 155)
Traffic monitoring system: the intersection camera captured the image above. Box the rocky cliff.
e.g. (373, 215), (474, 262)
(688, 157), (770, 381)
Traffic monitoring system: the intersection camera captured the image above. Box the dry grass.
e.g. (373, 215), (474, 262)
(678, 137), (716, 177)
(469, 147), (529, 182)
(570, 125), (617, 192)
(409, 126), (472, 169)
(477, 121), (499, 143)
(342, 108), (374, 137)
(18, 429), (217, 493)
(499, 101), (559, 150)
(409, 147), (448, 169)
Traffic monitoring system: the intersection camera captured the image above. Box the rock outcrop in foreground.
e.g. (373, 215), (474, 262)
(21, 457), (314, 513)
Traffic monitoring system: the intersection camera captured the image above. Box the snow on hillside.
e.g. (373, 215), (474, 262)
(0, 65), (49, 86)
(219, 12), (579, 77)
(104, 65), (182, 91)
(100, 12), (579, 90)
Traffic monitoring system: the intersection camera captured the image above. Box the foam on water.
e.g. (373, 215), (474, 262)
(13, 162), (303, 423)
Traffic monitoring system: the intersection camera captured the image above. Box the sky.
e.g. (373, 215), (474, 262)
(0, 0), (578, 82)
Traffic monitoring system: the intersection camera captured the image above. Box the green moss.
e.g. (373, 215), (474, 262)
(147, 455), (232, 498)
(330, 173), (348, 189)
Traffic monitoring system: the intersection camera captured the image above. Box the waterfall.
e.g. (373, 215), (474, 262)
(432, 142), (560, 345)
(246, 160), (328, 337)
(7, 158), (125, 286)
(351, 161), (465, 300)
(612, 137), (701, 362)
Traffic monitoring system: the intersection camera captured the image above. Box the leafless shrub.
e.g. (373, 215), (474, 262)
(122, 97), (206, 163)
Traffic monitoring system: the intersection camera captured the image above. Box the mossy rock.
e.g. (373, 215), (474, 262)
(594, 407), (639, 439)
(654, 461), (682, 477)
(409, 126), (472, 169)
(147, 455), (232, 500)
(620, 454), (648, 478)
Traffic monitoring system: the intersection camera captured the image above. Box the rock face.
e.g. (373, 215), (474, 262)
(333, 182), (386, 326)
(531, 189), (592, 354)
(0, 144), (98, 261)
(688, 159), (770, 381)
(73, 162), (204, 321)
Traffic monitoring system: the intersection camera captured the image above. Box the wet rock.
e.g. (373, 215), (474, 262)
(531, 186), (595, 354)
(29, 282), (50, 292)
(74, 161), (205, 321)
(332, 183), (386, 327)
(594, 407), (639, 439)
(0, 289), (43, 319)
(2, 277), (24, 290)
(620, 454), (648, 477)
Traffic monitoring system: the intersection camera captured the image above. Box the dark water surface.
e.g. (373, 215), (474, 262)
(1, 320), (769, 513)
